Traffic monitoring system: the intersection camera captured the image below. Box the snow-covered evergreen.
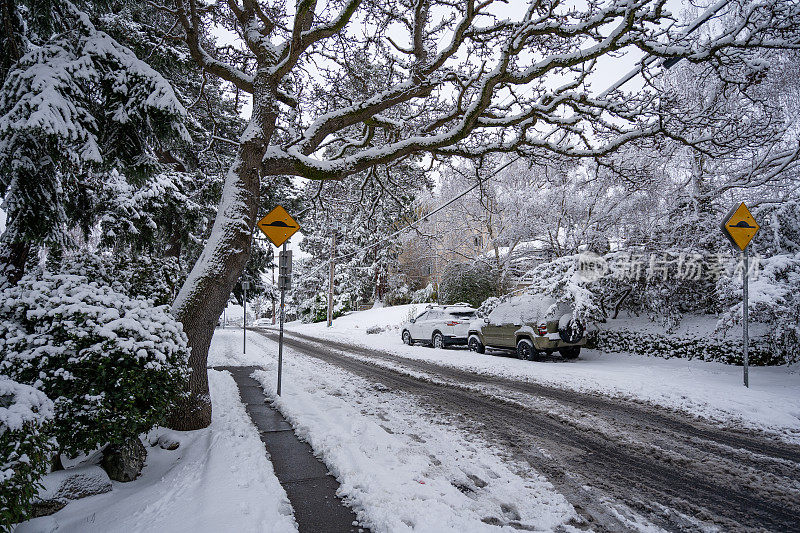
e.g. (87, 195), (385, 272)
(0, 270), (190, 457)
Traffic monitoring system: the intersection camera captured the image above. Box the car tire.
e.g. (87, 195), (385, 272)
(559, 320), (584, 344)
(516, 338), (534, 361)
(432, 331), (445, 349)
(560, 346), (581, 359)
(468, 335), (485, 354)
(402, 330), (412, 345)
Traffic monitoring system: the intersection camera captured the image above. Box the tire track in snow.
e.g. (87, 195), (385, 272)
(258, 329), (800, 532)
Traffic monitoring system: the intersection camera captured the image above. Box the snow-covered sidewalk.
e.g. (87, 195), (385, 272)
(18, 370), (296, 533)
(210, 329), (578, 532)
(276, 305), (800, 443)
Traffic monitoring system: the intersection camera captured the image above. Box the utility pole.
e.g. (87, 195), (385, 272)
(327, 223), (337, 327)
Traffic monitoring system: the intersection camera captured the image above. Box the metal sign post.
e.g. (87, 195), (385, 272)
(721, 202), (759, 388)
(277, 246), (292, 395)
(256, 205), (299, 396)
(242, 280), (250, 355)
(742, 248), (749, 387)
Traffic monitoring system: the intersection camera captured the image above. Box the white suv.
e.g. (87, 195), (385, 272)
(401, 304), (477, 348)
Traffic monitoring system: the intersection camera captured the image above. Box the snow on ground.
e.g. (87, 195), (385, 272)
(273, 305), (800, 443)
(17, 371), (296, 533)
(210, 329), (578, 532)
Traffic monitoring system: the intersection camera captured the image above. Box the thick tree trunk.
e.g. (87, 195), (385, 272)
(168, 81), (277, 430)
(0, 238), (31, 288)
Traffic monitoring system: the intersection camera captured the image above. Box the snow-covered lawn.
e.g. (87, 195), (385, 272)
(211, 329), (578, 532)
(274, 304), (800, 443)
(17, 371), (296, 533)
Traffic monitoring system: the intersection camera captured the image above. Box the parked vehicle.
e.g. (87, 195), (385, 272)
(467, 295), (585, 360)
(401, 304), (477, 348)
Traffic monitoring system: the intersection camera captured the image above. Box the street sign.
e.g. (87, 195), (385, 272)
(721, 203), (759, 251)
(721, 202), (759, 388)
(257, 206), (300, 247)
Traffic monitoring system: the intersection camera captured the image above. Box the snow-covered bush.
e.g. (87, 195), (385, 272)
(0, 379), (54, 530)
(58, 252), (184, 307)
(716, 252), (800, 364)
(410, 283), (436, 304)
(520, 255), (603, 321)
(475, 296), (501, 318)
(384, 284), (413, 306)
(596, 330), (779, 365)
(0, 272), (190, 457)
(297, 292), (351, 323)
(439, 262), (498, 307)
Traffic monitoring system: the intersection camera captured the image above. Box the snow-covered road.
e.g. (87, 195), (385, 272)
(211, 328), (578, 532)
(279, 305), (800, 443)
(243, 326), (800, 532)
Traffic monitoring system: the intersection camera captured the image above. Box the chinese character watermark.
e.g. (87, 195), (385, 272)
(576, 251), (760, 283)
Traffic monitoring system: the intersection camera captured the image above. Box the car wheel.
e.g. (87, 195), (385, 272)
(468, 335), (485, 354)
(432, 332), (445, 349)
(402, 330), (412, 345)
(559, 320), (585, 344)
(560, 346), (581, 359)
(516, 338), (534, 360)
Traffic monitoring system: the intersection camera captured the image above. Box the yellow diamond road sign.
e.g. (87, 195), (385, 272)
(258, 206), (300, 247)
(721, 202), (759, 251)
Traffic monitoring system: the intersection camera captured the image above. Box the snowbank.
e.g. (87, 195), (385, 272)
(17, 371), (296, 533)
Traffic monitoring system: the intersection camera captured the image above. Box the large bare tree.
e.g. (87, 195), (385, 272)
(154, 0), (799, 428)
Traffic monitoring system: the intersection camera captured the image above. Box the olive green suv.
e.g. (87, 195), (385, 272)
(467, 295), (585, 360)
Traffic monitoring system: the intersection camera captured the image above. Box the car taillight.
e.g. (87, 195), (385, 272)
(537, 324), (547, 336)
(446, 321), (460, 326)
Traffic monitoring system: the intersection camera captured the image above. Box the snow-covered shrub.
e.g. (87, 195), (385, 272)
(475, 296), (501, 318)
(439, 262), (498, 307)
(58, 251), (184, 307)
(716, 252), (800, 364)
(521, 255), (603, 321)
(384, 284), (413, 306)
(596, 330), (779, 365)
(0, 379), (54, 530)
(410, 283), (436, 304)
(0, 272), (190, 457)
(297, 292), (351, 323)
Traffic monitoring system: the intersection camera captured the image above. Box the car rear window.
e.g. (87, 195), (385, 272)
(449, 311), (475, 318)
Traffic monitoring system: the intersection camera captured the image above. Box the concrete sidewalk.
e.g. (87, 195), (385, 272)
(214, 365), (367, 533)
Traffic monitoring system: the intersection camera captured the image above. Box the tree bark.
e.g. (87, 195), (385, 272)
(168, 79), (277, 430)
(0, 238), (31, 288)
